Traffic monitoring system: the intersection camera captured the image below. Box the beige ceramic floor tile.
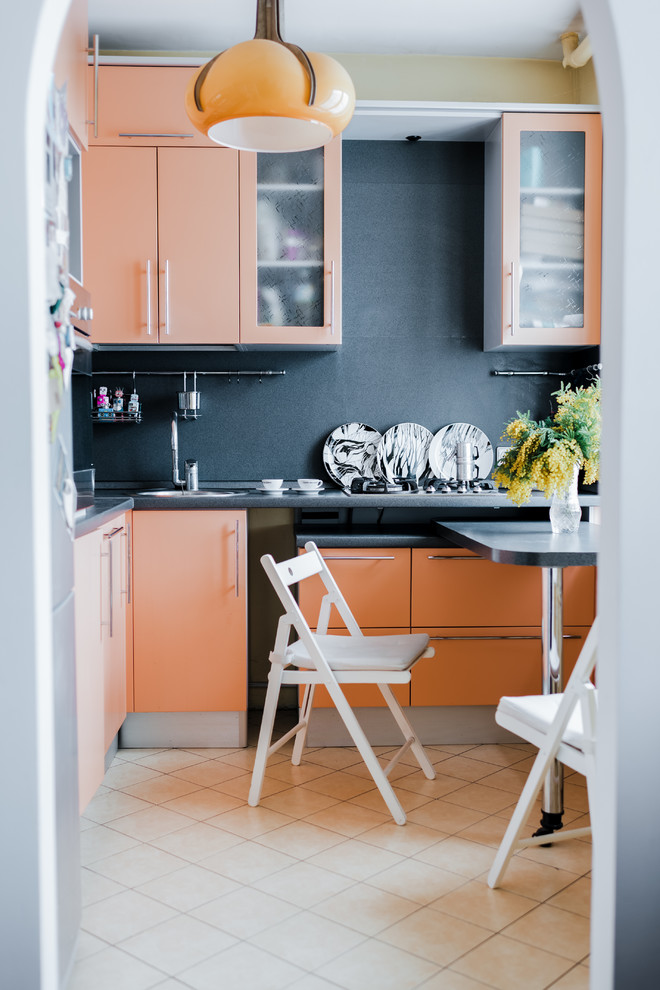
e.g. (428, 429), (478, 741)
(80, 824), (141, 865)
(316, 936), (439, 990)
(441, 782), (521, 815)
(80, 867), (126, 907)
(286, 975), (352, 990)
(170, 761), (247, 787)
(394, 772), (472, 800)
(546, 964), (590, 989)
(474, 858), (581, 901)
(212, 772), (289, 801)
(265, 761), (336, 785)
(75, 930), (108, 961)
(430, 878), (537, 931)
(252, 860), (354, 908)
(382, 904), (492, 967)
(102, 762), (162, 790)
(190, 885), (299, 939)
(107, 805), (195, 842)
(206, 804), (295, 838)
(503, 903), (591, 961)
(430, 756), (501, 783)
(256, 819), (346, 858)
(469, 766), (527, 796)
(117, 748), (167, 763)
(260, 786), (340, 818)
(160, 787), (243, 821)
(563, 782), (591, 813)
(303, 800), (389, 836)
(367, 857), (467, 904)
(420, 970), (496, 989)
(180, 747), (244, 759)
(88, 843), (189, 887)
(136, 863), (240, 912)
(547, 876), (592, 918)
(68, 945), (165, 990)
(148, 821), (244, 861)
(84, 790), (153, 825)
(465, 745), (534, 768)
(349, 784), (433, 814)
(200, 839), (296, 884)
(301, 770), (374, 800)
(415, 836), (500, 879)
(429, 744), (482, 756)
(121, 913), (236, 975)
(179, 941), (304, 990)
(455, 815), (517, 849)
(307, 837), (404, 881)
(451, 933), (573, 990)
(223, 748), (281, 770)
(303, 747), (364, 770)
(134, 750), (208, 772)
(518, 838), (593, 876)
(359, 821), (445, 856)
(406, 800), (489, 835)
(122, 776), (203, 806)
(81, 888), (177, 942)
(344, 760), (417, 783)
(250, 909), (365, 970)
(312, 882), (419, 936)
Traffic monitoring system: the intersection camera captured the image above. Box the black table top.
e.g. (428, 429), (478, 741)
(433, 520), (599, 566)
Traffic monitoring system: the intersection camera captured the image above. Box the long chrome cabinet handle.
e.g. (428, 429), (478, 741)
(119, 132), (194, 138)
(86, 34), (99, 138)
(121, 523), (132, 604)
(426, 555), (483, 561)
(323, 555), (396, 561)
(508, 260), (516, 336)
(235, 519), (240, 598)
(103, 527), (124, 637)
(146, 260), (152, 335)
(329, 260), (335, 334)
(164, 259), (171, 335)
(428, 634), (582, 641)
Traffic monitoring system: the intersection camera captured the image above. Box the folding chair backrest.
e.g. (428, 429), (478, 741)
(541, 617), (598, 754)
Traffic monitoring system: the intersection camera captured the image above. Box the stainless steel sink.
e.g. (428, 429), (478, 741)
(135, 489), (245, 498)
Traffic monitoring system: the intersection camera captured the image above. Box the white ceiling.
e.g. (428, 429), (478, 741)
(88, 0), (585, 61)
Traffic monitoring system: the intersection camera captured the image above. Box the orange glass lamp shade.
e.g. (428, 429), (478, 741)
(184, 0), (355, 153)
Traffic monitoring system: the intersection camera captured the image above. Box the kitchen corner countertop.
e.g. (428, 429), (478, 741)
(434, 519), (600, 566)
(74, 497), (134, 539)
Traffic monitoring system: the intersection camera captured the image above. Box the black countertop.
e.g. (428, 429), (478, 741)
(434, 520), (599, 566)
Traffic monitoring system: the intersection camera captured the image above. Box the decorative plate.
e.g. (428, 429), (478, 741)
(376, 423), (434, 483)
(323, 423), (382, 487)
(428, 423), (494, 480)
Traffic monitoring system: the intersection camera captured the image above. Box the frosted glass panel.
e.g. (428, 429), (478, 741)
(519, 130), (585, 330)
(257, 148), (324, 327)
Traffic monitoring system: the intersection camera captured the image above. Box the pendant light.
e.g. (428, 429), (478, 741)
(185, 0), (356, 153)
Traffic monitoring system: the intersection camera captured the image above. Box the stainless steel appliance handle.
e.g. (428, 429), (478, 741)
(235, 519), (240, 597)
(323, 556), (396, 561)
(146, 260), (152, 335)
(426, 555), (483, 561)
(86, 34), (99, 138)
(164, 259), (171, 335)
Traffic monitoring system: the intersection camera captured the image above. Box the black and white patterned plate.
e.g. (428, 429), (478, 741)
(428, 423), (494, 480)
(323, 423), (382, 487)
(376, 423), (434, 483)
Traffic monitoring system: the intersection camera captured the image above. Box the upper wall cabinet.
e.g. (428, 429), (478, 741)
(484, 112), (602, 350)
(53, 0), (88, 149)
(87, 66), (215, 147)
(239, 140), (342, 346)
(83, 146), (239, 344)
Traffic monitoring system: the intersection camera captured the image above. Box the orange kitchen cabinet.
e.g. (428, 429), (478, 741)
(87, 65), (215, 148)
(74, 527), (105, 811)
(101, 516), (128, 751)
(83, 146), (239, 344)
(239, 138), (342, 346)
(411, 625), (588, 706)
(132, 511), (247, 713)
(412, 547), (542, 627)
(484, 112), (602, 350)
(54, 0), (88, 149)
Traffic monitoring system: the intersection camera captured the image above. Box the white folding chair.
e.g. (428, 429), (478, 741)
(248, 541), (436, 825)
(488, 618), (598, 888)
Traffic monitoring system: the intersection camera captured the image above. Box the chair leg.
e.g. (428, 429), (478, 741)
(379, 684), (436, 780)
(487, 747), (558, 888)
(291, 684), (315, 766)
(324, 680), (408, 825)
(248, 664), (284, 807)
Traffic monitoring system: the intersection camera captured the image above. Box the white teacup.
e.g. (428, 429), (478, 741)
(297, 478), (323, 490)
(261, 479), (284, 491)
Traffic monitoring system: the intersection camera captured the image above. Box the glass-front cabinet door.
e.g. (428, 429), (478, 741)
(485, 113), (602, 349)
(239, 138), (341, 346)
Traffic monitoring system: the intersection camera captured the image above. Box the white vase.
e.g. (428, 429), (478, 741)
(549, 466), (581, 533)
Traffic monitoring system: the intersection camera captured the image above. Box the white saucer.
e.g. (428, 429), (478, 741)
(292, 487), (323, 494)
(256, 486), (289, 494)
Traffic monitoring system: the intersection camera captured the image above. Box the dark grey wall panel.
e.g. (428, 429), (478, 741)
(89, 141), (598, 484)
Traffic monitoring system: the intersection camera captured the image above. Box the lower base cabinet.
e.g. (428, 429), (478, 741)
(132, 510), (247, 715)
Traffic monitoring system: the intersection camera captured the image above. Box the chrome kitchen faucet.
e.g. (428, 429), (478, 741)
(171, 410), (198, 491)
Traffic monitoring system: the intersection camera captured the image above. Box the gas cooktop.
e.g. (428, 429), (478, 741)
(345, 477), (496, 495)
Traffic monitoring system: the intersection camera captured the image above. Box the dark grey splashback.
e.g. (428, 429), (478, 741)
(91, 141), (599, 484)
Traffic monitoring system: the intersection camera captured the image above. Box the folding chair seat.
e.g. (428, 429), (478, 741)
(488, 618), (598, 888)
(248, 541), (437, 825)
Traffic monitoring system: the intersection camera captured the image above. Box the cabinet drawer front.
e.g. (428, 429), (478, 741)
(562, 566), (597, 625)
(299, 628), (411, 709)
(88, 66), (215, 147)
(298, 547), (411, 629)
(412, 548), (541, 627)
(411, 625), (587, 706)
